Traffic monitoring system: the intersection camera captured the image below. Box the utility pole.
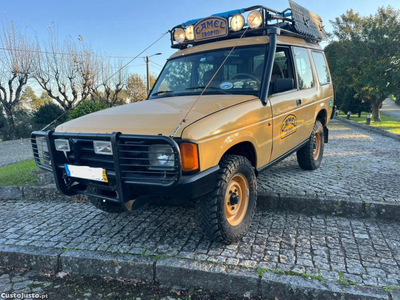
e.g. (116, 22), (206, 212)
(144, 53), (162, 95)
(145, 56), (150, 94)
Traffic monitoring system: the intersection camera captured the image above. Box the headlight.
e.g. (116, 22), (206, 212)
(93, 141), (113, 155)
(185, 25), (194, 40)
(230, 14), (245, 32)
(149, 144), (175, 168)
(247, 11), (263, 29)
(54, 139), (70, 152)
(174, 28), (185, 43)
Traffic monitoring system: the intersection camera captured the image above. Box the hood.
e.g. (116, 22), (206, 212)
(55, 94), (258, 137)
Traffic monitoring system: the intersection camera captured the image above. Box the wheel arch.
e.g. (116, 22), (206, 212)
(222, 141), (257, 169)
(316, 108), (328, 126)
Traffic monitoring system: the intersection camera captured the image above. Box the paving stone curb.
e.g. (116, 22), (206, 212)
(60, 249), (154, 280)
(23, 184), (72, 202)
(391, 290), (400, 300)
(0, 245), (60, 271)
(0, 245), (393, 299)
(0, 186), (23, 200)
(336, 117), (400, 142)
(2, 184), (398, 222)
(261, 272), (389, 300)
(257, 193), (400, 221)
(156, 257), (259, 296)
(0, 185), (71, 202)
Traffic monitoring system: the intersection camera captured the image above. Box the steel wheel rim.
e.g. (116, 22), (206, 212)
(224, 173), (249, 226)
(313, 131), (321, 160)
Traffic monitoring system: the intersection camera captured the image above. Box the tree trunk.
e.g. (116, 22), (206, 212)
(4, 106), (17, 139)
(371, 102), (381, 122)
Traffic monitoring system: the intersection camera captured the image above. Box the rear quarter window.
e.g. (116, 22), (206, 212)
(312, 51), (331, 85)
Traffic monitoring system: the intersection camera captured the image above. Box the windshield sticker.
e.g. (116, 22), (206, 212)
(247, 81), (257, 86)
(281, 114), (297, 139)
(220, 82), (233, 89)
(233, 81), (244, 89)
(233, 81), (244, 88)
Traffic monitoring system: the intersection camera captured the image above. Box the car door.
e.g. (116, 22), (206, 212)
(290, 46), (318, 144)
(268, 46), (303, 162)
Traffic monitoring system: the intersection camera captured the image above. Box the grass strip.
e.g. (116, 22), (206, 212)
(0, 159), (38, 186)
(338, 112), (400, 134)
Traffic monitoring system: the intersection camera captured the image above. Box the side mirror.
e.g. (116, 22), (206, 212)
(272, 78), (294, 94)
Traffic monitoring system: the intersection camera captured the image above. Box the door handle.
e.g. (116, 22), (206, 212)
(296, 99), (302, 106)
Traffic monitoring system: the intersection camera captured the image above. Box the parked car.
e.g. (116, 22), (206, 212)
(32, 0), (334, 244)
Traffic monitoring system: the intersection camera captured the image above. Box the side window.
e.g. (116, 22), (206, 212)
(273, 48), (295, 81)
(269, 47), (296, 94)
(312, 51), (330, 85)
(293, 47), (314, 90)
(273, 50), (288, 80)
(253, 54), (264, 76)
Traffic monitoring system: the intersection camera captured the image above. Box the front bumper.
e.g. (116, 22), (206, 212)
(31, 131), (217, 209)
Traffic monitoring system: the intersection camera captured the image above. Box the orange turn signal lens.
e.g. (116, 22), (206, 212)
(180, 143), (199, 171)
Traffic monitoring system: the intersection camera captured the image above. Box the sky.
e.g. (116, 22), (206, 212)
(3, 0), (400, 90)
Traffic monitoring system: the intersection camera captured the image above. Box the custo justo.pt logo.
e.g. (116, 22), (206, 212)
(1, 292), (49, 299)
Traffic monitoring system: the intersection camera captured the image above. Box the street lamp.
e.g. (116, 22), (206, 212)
(144, 53), (162, 94)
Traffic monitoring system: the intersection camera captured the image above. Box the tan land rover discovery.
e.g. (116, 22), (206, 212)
(32, 1), (335, 244)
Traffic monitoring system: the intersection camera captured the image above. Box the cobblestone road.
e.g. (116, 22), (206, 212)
(0, 139), (32, 167)
(0, 199), (399, 290)
(258, 119), (400, 203)
(381, 98), (400, 120)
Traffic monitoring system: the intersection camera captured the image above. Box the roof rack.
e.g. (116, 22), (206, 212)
(170, 0), (326, 49)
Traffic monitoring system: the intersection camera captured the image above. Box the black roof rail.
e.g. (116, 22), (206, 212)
(170, 0), (326, 49)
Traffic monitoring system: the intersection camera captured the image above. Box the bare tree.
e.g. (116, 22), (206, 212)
(0, 20), (34, 138)
(91, 58), (127, 106)
(0, 20), (34, 139)
(33, 28), (97, 110)
(126, 73), (158, 103)
(126, 74), (146, 103)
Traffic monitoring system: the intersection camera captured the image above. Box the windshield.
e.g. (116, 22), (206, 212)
(149, 45), (267, 99)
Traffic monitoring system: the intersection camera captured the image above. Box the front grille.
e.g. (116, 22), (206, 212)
(31, 131), (181, 187)
(69, 139), (115, 170)
(31, 136), (52, 171)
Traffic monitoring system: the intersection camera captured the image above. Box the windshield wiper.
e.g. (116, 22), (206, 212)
(185, 86), (219, 90)
(151, 90), (174, 96)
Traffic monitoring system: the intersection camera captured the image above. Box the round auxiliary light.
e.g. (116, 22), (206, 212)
(247, 10), (263, 29)
(185, 25), (194, 40)
(174, 28), (185, 43)
(230, 14), (245, 32)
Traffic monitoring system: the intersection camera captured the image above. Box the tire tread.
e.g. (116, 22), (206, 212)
(195, 155), (257, 244)
(296, 120), (324, 170)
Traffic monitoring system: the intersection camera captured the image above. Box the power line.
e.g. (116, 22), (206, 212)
(95, 31), (169, 89)
(149, 61), (162, 70)
(41, 30), (170, 131)
(107, 64), (146, 70)
(150, 61), (164, 68)
(0, 47), (139, 59)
